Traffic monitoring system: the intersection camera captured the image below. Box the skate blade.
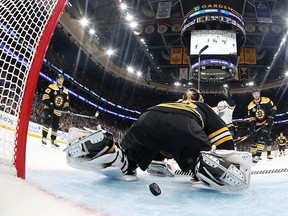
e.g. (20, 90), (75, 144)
(51, 145), (60, 149)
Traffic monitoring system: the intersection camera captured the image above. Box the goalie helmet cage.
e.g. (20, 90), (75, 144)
(0, 0), (67, 179)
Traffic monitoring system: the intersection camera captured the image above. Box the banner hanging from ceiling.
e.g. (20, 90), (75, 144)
(170, 48), (183, 64)
(179, 67), (189, 80)
(254, 0), (272, 23)
(156, 2), (172, 24)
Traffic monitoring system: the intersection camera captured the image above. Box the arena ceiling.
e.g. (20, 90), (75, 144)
(63, 0), (288, 93)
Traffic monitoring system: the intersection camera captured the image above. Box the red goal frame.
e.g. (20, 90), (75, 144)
(15, 0), (67, 179)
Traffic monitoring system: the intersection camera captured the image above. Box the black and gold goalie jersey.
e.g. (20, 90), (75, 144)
(42, 83), (69, 112)
(148, 99), (234, 148)
(276, 135), (287, 147)
(247, 97), (277, 127)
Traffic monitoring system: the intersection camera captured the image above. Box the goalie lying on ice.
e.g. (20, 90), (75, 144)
(65, 88), (252, 191)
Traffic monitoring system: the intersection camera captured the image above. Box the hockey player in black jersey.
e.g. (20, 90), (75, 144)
(248, 88), (277, 163)
(41, 73), (70, 148)
(65, 88), (252, 192)
(276, 132), (287, 156)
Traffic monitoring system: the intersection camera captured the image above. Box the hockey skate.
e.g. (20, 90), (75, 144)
(41, 138), (47, 146)
(51, 140), (60, 148)
(65, 127), (137, 181)
(252, 156), (259, 164)
(267, 155), (273, 160)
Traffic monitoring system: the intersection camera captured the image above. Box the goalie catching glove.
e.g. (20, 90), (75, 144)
(193, 149), (252, 192)
(64, 128), (136, 181)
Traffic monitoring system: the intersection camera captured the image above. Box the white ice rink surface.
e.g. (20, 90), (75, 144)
(1, 136), (288, 216)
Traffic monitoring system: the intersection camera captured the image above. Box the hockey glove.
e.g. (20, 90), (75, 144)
(267, 116), (274, 127)
(63, 107), (71, 114)
(49, 103), (54, 113)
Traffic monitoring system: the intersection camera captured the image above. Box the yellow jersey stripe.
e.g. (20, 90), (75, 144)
(213, 135), (233, 146)
(157, 103), (204, 128)
(208, 127), (228, 139)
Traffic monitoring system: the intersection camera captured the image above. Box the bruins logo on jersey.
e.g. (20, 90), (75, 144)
(54, 95), (64, 108)
(255, 108), (265, 120)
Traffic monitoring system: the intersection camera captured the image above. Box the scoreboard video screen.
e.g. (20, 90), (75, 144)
(189, 30), (237, 55)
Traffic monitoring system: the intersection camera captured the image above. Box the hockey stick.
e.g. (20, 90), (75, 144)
(233, 124), (267, 145)
(61, 111), (99, 119)
(174, 167), (288, 176)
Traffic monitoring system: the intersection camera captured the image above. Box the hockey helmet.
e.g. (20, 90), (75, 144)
(184, 88), (203, 102)
(217, 100), (228, 108)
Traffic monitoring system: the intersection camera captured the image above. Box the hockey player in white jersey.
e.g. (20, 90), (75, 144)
(64, 88), (252, 192)
(212, 87), (236, 138)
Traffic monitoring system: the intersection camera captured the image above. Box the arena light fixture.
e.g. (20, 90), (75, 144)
(126, 14), (133, 21)
(130, 21), (138, 28)
(79, 17), (89, 27)
(120, 3), (127, 10)
(89, 28), (95, 35)
(106, 49), (115, 56)
(246, 81), (254, 86)
(127, 66), (134, 73)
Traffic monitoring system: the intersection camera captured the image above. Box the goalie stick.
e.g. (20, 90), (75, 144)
(61, 111), (99, 119)
(174, 167), (288, 176)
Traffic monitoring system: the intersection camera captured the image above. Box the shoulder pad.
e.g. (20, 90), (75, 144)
(261, 97), (270, 103)
(49, 84), (59, 90)
(63, 88), (69, 94)
(247, 101), (255, 110)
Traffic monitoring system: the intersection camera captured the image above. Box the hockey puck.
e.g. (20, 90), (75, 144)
(149, 183), (161, 196)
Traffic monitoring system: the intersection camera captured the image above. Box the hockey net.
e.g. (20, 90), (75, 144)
(0, 0), (67, 178)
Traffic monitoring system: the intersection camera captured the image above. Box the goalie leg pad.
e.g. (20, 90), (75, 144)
(66, 143), (136, 181)
(65, 130), (114, 158)
(194, 150), (252, 192)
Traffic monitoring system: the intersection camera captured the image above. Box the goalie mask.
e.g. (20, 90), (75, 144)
(184, 88), (204, 102)
(194, 150), (252, 192)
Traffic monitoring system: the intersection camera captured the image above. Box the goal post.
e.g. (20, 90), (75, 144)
(0, 0), (67, 178)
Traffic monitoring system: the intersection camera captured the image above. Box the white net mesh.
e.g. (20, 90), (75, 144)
(0, 0), (64, 172)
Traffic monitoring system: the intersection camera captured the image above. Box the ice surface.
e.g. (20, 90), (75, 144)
(1, 136), (288, 216)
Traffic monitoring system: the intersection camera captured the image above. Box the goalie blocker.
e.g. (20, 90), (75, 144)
(65, 128), (252, 191)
